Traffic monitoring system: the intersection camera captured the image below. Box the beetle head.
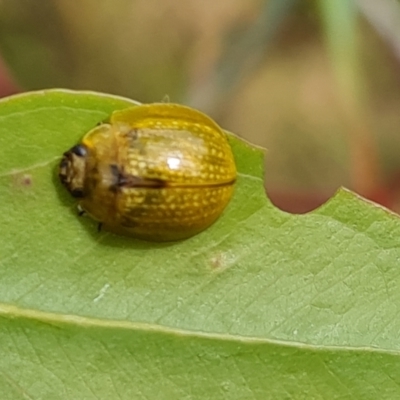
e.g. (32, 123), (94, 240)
(58, 144), (88, 198)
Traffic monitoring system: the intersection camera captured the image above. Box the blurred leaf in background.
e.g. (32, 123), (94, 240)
(1, 0), (400, 214)
(0, 0), (258, 101)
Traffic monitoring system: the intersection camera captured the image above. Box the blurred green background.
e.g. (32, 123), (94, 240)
(1, 0), (400, 213)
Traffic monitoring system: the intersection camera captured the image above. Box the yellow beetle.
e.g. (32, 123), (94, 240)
(59, 103), (236, 241)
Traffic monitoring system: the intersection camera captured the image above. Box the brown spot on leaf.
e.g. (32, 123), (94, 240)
(11, 173), (33, 190)
(21, 174), (32, 186)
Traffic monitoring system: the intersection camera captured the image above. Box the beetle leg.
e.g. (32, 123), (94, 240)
(77, 204), (86, 217)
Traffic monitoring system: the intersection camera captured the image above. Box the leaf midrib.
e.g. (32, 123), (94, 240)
(0, 302), (397, 356)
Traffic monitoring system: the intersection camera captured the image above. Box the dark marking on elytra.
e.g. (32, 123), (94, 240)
(109, 164), (166, 192)
(127, 129), (138, 140)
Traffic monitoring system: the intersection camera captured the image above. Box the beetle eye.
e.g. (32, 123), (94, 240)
(70, 144), (87, 157)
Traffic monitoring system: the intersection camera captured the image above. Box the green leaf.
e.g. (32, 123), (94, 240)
(1, 89), (400, 399)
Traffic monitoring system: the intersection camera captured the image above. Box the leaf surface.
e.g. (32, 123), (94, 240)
(1, 90), (399, 399)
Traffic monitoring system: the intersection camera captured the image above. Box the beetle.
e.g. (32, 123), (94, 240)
(59, 103), (236, 241)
